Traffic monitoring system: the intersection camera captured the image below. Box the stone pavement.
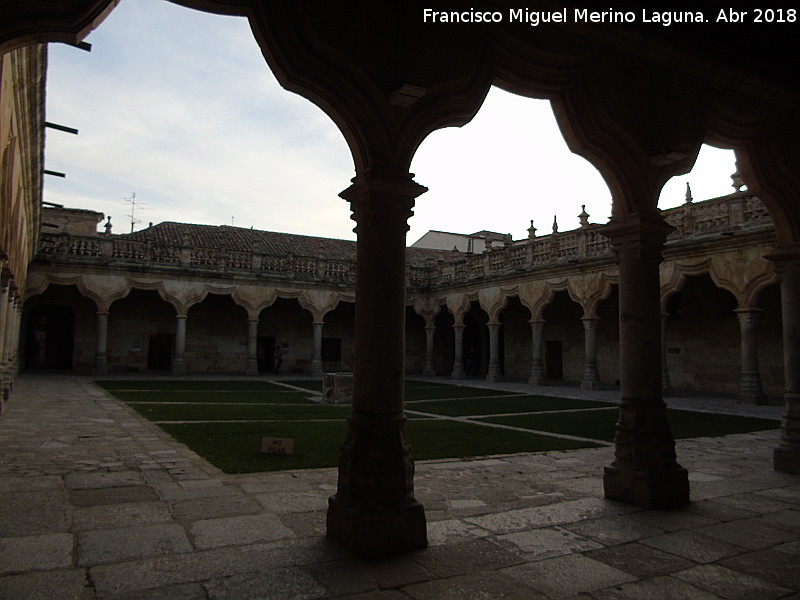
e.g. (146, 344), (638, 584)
(0, 374), (798, 599)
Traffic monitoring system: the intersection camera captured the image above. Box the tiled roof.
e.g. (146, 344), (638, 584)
(121, 222), (456, 266)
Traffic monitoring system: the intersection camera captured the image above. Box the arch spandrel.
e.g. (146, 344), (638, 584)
(297, 289), (341, 323)
(566, 271), (617, 319)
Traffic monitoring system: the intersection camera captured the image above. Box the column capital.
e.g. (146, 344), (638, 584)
(765, 248), (800, 273)
(340, 170), (427, 232)
(734, 307), (763, 316)
(601, 212), (675, 248)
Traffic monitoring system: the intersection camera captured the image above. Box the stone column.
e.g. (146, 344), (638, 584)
(661, 313), (672, 392)
(0, 283), (9, 367)
(529, 320), (545, 385)
(771, 253), (800, 473)
(602, 215), (689, 508)
(451, 324), (465, 379)
(736, 308), (765, 404)
(311, 321), (324, 377)
(5, 295), (20, 371)
(172, 315), (187, 376)
(2, 291), (15, 365)
(93, 311), (109, 375)
(486, 322), (502, 382)
(326, 170), (427, 557)
(423, 325), (436, 376)
(581, 317), (601, 390)
(245, 318), (259, 376)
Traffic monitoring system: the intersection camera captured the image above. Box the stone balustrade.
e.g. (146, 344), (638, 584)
(34, 192), (774, 290)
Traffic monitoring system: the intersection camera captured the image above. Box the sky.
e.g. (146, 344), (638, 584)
(44, 0), (740, 244)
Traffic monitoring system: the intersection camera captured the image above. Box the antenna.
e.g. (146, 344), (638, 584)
(121, 193), (145, 233)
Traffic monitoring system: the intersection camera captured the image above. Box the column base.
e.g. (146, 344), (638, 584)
(245, 358), (259, 376)
(773, 445), (800, 474)
(486, 373), (503, 383)
(326, 412), (427, 557)
(423, 368), (436, 377)
(93, 356), (108, 376)
(172, 359), (186, 376)
(451, 365), (465, 380)
(737, 392), (767, 405)
(327, 495), (427, 558)
(603, 464), (690, 508)
(581, 380), (601, 391)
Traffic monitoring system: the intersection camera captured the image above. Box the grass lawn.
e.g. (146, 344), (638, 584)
(483, 408), (780, 442)
(100, 379), (781, 474)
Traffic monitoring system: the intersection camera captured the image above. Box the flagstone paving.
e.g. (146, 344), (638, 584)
(0, 374), (797, 599)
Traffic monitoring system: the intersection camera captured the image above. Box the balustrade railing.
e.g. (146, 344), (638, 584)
(36, 193), (774, 290)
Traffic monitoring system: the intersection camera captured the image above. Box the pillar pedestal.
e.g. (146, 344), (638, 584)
(736, 308), (765, 404)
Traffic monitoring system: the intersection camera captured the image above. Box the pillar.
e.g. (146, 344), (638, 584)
(2, 290), (15, 365)
(661, 313), (672, 392)
(423, 325), (436, 376)
(451, 324), (465, 379)
(736, 308), (765, 404)
(172, 315), (187, 375)
(581, 317), (601, 390)
(93, 311), (109, 375)
(486, 322), (502, 382)
(326, 170), (427, 557)
(245, 318), (259, 376)
(771, 253), (800, 473)
(529, 320), (545, 385)
(602, 215), (689, 508)
(0, 282), (9, 367)
(311, 321), (324, 377)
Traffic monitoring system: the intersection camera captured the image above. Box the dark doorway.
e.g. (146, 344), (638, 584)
(147, 333), (173, 370)
(257, 336), (276, 373)
(545, 340), (563, 380)
(24, 305), (74, 369)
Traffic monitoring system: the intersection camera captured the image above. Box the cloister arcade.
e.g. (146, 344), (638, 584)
(1, 0), (799, 557)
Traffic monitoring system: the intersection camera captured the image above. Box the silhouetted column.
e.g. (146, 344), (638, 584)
(93, 311), (109, 375)
(529, 320), (545, 385)
(0, 282), (8, 366)
(451, 324), (465, 379)
(423, 325), (436, 376)
(736, 308), (765, 404)
(603, 215), (689, 508)
(172, 315), (187, 375)
(771, 252), (800, 473)
(326, 170), (427, 557)
(486, 322), (502, 382)
(245, 318), (259, 375)
(581, 317), (600, 390)
(661, 313), (672, 392)
(311, 321), (324, 377)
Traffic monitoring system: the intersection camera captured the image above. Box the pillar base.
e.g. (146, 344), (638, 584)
(327, 495), (427, 558)
(172, 359), (186, 376)
(326, 412), (427, 557)
(737, 392), (767, 405)
(486, 373), (503, 383)
(603, 464), (690, 508)
(423, 368), (436, 377)
(451, 366), (465, 380)
(581, 380), (601, 391)
(773, 445), (800, 474)
(245, 358), (259, 376)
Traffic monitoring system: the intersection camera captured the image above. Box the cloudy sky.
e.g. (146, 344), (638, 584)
(44, 0), (739, 244)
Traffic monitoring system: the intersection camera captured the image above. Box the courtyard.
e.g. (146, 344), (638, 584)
(0, 373), (797, 599)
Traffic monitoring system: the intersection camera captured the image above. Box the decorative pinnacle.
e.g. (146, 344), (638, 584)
(578, 205), (589, 228)
(685, 182), (693, 204)
(528, 220), (537, 239)
(552, 215), (559, 234)
(731, 170), (744, 192)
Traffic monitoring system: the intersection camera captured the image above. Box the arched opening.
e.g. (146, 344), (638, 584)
(463, 302), (489, 378)
(597, 285), (620, 387)
(257, 297), (313, 375)
(405, 306), (426, 375)
(321, 300), (354, 373)
(186, 293), (247, 373)
(433, 308), (455, 377)
(500, 296), (531, 380)
(664, 275), (739, 395)
(23, 283), (96, 370)
(109, 288), (175, 372)
(541, 291), (583, 383)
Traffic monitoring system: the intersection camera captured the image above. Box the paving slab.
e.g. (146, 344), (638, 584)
(673, 564), (792, 600)
(189, 513), (296, 549)
(0, 569), (90, 600)
(0, 533), (74, 574)
(77, 523), (193, 566)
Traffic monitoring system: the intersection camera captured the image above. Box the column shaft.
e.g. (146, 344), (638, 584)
(581, 317), (600, 390)
(326, 171), (427, 557)
(93, 312), (109, 375)
(661, 314), (672, 392)
(772, 254), (800, 473)
(602, 216), (689, 508)
(311, 321), (324, 377)
(451, 325), (465, 379)
(529, 320), (544, 385)
(486, 323), (502, 382)
(245, 318), (259, 376)
(736, 308), (765, 404)
(423, 325), (436, 376)
(172, 315), (187, 375)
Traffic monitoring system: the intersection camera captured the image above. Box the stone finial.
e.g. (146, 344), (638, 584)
(685, 182), (693, 204)
(578, 205), (589, 228)
(552, 215), (559, 234)
(503, 234), (512, 248)
(485, 239), (494, 251)
(527, 220), (537, 239)
(103, 216), (112, 235)
(731, 170), (744, 192)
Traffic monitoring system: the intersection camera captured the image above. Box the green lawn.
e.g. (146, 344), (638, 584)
(100, 379), (781, 474)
